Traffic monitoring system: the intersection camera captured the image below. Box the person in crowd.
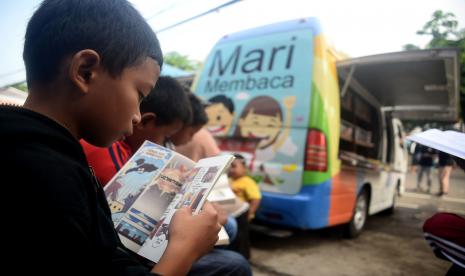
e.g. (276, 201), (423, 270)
(168, 93), (208, 148)
(416, 145), (436, 193)
(437, 151), (454, 197)
(229, 154), (262, 222)
(227, 153), (262, 259)
(172, 93), (239, 245)
(409, 130), (465, 275)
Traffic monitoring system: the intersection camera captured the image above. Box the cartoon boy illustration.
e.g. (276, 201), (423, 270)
(234, 95), (296, 186)
(205, 95), (235, 136)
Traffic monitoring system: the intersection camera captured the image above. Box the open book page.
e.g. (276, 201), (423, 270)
(137, 154), (235, 263)
(103, 141), (196, 252)
(216, 226), (230, 246)
(207, 173), (236, 204)
(407, 129), (465, 159)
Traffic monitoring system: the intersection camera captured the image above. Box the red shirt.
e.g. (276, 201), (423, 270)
(80, 140), (132, 186)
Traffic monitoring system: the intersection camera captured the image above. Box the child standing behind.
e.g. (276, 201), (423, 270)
(227, 153), (261, 259)
(229, 154), (261, 220)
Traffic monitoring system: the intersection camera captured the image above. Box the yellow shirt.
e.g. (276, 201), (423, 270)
(231, 176), (261, 203)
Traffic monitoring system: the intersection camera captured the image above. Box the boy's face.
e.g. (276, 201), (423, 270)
(154, 119), (184, 145)
(129, 116), (183, 149)
(228, 159), (246, 179)
(82, 57), (160, 147)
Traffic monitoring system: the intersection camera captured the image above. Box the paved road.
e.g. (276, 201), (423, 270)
(249, 169), (464, 276)
(399, 168), (465, 216)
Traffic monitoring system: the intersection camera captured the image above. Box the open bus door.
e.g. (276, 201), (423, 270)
(337, 48), (461, 123)
(337, 48), (461, 217)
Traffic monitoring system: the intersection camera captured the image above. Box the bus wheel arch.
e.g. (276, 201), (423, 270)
(344, 184), (370, 238)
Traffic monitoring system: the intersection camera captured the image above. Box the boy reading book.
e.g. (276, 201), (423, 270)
(0, 1), (227, 275)
(83, 77), (249, 274)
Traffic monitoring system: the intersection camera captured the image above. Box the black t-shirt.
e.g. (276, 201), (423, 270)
(418, 145), (435, 167)
(0, 106), (155, 275)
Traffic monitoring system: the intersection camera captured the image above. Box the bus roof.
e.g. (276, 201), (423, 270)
(337, 48), (461, 122)
(216, 17), (322, 44)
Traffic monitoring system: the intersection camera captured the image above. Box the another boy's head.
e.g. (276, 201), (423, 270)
(228, 154), (247, 179)
(126, 76), (192, 150)
(24, 0), (163, 147)
(170, 93), (208, 146)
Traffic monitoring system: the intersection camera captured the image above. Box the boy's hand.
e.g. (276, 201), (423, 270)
(168, 202), (220, 260)
(232, 186), (241, 195)
(152, 203), (221, 275)
(248, 212), (255, 221)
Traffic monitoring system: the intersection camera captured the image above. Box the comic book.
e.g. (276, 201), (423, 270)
(104, 140), (235, 262)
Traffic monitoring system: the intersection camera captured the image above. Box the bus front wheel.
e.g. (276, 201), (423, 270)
(344, 190), (368, 238)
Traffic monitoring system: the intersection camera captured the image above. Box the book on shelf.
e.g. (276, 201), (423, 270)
(103, 140), (235, 262)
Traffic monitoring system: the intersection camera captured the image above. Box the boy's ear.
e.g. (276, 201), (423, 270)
(138, 112), (157, 128)
(69, 49), (101, 93)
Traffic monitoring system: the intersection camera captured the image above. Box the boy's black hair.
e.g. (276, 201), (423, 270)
(23, 0), (163, 88)
(188, 93), (208, 127)
(233, 153), (246, 166)
(208, 95), (234, 114)
(140, 76), (192, 126)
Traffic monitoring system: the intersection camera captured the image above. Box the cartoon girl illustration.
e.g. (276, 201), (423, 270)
(234, 95), (297, 186)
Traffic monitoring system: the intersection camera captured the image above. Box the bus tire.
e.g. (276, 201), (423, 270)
(344, 189), (368, 238)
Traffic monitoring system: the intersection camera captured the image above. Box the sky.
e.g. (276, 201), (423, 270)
(0, 0), (464, 87)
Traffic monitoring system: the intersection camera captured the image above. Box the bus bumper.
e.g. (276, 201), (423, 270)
(256, 180), (332, 229)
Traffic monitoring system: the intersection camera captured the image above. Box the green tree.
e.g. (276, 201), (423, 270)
(417, 10), (462, 48)
(163, 51), (201, 72)
(11, 81), (28, 92)
(409, 10), (465, 121)
(402, 43), (420, 51)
